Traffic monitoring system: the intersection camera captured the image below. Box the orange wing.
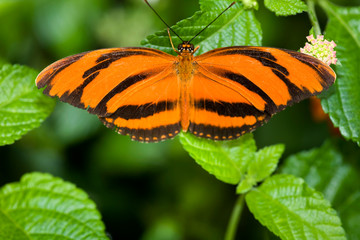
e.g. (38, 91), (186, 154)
(36, 48), (181, 142)
(189, 46), (336, 140)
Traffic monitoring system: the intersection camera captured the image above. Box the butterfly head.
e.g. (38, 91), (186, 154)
(178, 42), (194, 53)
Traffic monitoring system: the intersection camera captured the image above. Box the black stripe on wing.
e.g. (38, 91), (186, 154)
(88, 65), (173, 116)
(199, 66), (280, 114)
(271, 69), (311, 103)
(107, 101), (177, 120)
(89, 71), (158, 115)
(188, 116), (269, 141)
(83, 50), (153, 78)
(63, 51), (157, 110)
(38, 49), (168, 111)
(60, 68), (166, 114)
(220, 71), (279, 114)
(283, 49), (335, 88)
(100, 118), (181, 142)
(207, 47), (335, 107)
(194, 99), (269, 118)
(211, 48), (307, 101)
(37, 52), (88, 89)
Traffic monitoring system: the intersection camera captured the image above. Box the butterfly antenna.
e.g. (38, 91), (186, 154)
(144, 0), (184, 42)
(167, 28), (180, 54)
(188, 1), (236, 43)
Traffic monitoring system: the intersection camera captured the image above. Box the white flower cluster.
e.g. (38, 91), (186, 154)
(300, 35), (337, 66)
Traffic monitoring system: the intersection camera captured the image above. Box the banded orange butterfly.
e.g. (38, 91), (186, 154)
(35, 1), (335, 143)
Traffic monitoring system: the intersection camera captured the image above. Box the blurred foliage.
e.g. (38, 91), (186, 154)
(0, 0), (359, 239)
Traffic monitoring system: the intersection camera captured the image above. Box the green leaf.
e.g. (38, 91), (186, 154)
(141, 0), (262, 55)
(0, 172), (109, 240)
(248, 144), (285, 182)
(241, 0), (259, 10)
(264, 0), (308, 16)
(246, 174), (346, 240)
(236, 177), (256, 194)
(237, 144), (285, 194)
(179, 132), (256, 184)
(320, 3), (360, 145)
(280, 141), (357, 206)
(281, 141), (360, 239)
(0, 64), (55, 146)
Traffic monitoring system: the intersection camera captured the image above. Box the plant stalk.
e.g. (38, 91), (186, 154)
(225, 194), (245, 240)
(307, 0), (321, 35)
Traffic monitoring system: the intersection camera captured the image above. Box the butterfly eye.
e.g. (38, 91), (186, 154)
(188, 44), (195, 52)
(177, 44), (183, 51)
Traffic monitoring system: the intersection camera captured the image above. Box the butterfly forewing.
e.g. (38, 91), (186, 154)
(36, 48), (182, 142)
(189, 46), (336, 140)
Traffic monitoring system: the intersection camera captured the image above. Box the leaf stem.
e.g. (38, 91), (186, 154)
(306, 0), (321, 35)
(225, 194), (245, 240)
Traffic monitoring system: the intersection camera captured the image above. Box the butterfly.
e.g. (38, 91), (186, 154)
(35, 1), (336, 143)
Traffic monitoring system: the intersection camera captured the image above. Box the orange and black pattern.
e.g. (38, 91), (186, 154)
(188, 46), (335, 140)
(36, 46), (335, 142)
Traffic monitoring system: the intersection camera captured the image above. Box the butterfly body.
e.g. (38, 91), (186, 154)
(36, 45), (335, 142)
(176, 43), (197, 132)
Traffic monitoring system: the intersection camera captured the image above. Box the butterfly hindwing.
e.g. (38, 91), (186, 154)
(98, 71), (181, 142)
(188, 69), (270, 140)
(36, 48), (182, 142)
(189, 46), (336, 140)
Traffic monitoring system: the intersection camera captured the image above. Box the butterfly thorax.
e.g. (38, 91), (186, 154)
(176, 42), (197, 132)
(176, 41), (196, 80)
